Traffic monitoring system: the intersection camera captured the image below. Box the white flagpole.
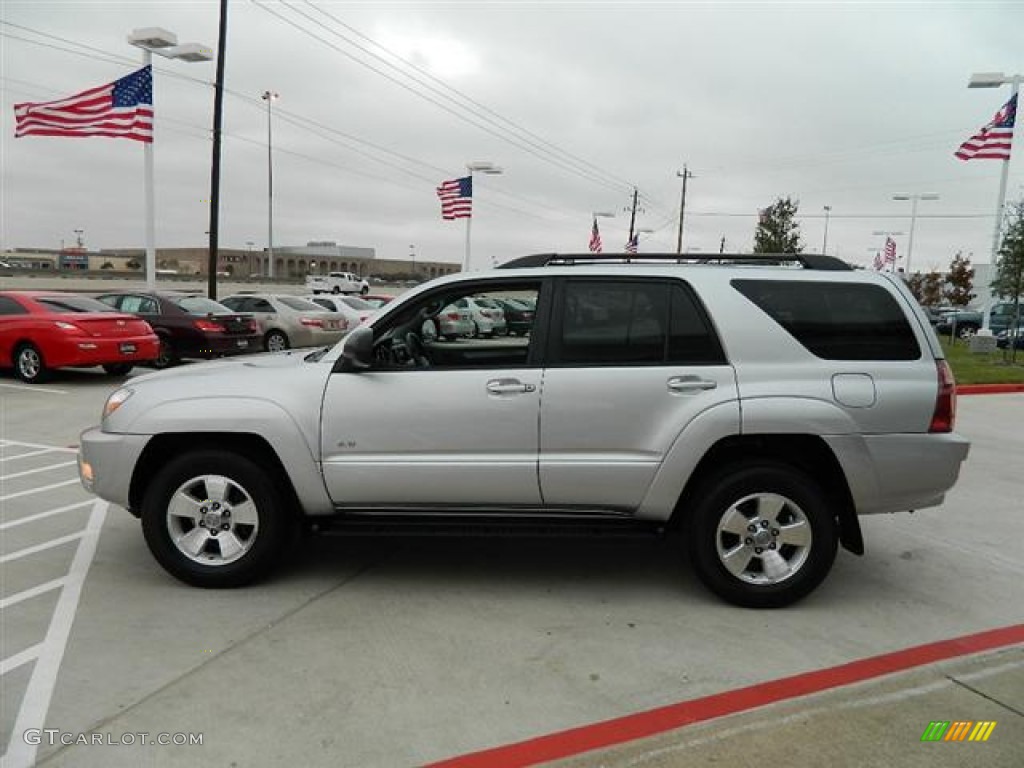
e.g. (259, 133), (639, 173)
(462, 170), (474, 272)
(989, 79), (1020, 264)
(143, 51), (156, 290)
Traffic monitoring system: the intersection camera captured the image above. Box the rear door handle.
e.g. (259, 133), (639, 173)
(667, 376), (717, 393)
(486, 378), (536, 395)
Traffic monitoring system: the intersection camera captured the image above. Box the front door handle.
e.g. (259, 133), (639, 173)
(667, 375), (717, 393)
(486, 378), (536, 395)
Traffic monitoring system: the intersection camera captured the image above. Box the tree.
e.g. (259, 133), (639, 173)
(125, 259), (141, 270)
(991, 200), (1024, 302)
(753, 196), (804, 254)
(944, 252), (975, 307)
(992, 200), (1024, 363)
(921, 271), (945, 307)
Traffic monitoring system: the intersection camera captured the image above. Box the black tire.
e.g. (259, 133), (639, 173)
(103, 363), (133, 376)
(687, 462), (838, 609)
(956, 324), (978, 340)
(332, 285), (341, 294)
(151, 337), (177, 369)
(264, 330), (289, 352)
(360, 285), (369, 296)
(13, 343), (49, 383)
(140, 449), (295, 588)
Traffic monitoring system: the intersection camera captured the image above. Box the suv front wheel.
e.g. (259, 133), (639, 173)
(687, 462), (838, 609)
(141, 450), (294, 587)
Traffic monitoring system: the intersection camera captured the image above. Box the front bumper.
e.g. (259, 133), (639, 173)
(78, 427), (151, 511)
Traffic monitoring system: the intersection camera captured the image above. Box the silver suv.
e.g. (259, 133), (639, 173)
(78, 254), (970, 608)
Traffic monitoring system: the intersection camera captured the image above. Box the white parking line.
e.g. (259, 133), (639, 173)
(0, 643), (43, 677)
(3, 501), (107, 768)
(0, 479), (80, 503)
(0, 383), (68, 395)
(0, 461), (78, 482)
(0, 532), (86, 565)
(0, 440), (77, 454)
(0, 449), (58, 464)
(0, 501), (93, 532)
(0, 578), (66, 610)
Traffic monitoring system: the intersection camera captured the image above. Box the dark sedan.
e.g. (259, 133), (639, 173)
(97, 292), (260, 368)
(494, 297), (536, 336)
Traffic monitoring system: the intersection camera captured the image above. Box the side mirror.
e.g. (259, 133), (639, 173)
(336, 326), (373, 372)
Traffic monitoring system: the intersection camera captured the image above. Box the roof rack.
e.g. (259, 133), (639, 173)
(497, 252), (853, 271)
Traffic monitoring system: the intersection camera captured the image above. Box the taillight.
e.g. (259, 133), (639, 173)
(54, 321), (84, 333)
(248, 320), (259, 332)
(193, 319), (224, 332)
(300, 317), (324, 328)
(446, 313), (460, 321)
(929, 359), (956, 433)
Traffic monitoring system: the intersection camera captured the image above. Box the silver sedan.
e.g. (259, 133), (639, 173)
(220, 294), (347, 351)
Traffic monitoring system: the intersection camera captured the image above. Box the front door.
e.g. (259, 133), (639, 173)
(320, 280), (546, 508)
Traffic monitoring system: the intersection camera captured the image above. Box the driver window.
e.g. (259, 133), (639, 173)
(372, 283), (541, 370)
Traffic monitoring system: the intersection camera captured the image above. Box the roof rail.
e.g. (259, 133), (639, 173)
(497, 252), (853, 271)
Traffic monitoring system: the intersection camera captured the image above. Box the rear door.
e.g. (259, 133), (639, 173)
(538, 278), (738, 510)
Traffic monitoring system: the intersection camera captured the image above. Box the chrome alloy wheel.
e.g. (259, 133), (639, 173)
(715, 492), (812, 585)
(16, 346), (42, 381)
(166, 474), (260, 566)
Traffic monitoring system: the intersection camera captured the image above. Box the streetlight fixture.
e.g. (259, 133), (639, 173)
(463, 161), (503, 271)
(822, 205), (832, 255)
(892, 194), (939, 274)
(245, 240), (255, 277)
(127, 27), (213, 290)
(262, 90), (280, 279)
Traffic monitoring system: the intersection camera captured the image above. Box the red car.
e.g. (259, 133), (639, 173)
(0, 291), (160, 383)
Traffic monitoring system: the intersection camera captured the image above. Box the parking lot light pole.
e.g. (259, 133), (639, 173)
(822, 205), (832, 255)
(127, 28), (213, 290)
(262, 90), (279, 278)
(464, 161), (503, 272)
(892, 194), (939, 274)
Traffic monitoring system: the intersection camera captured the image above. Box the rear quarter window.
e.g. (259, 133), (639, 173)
(732, 279), (920, 361)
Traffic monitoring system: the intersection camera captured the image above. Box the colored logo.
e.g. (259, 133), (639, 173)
(921, 721), (997, 742)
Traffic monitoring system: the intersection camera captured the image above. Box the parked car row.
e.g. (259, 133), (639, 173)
(419, 295), (537, 341)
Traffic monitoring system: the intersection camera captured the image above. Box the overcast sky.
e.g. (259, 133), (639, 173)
(2, 1), (1022, 271)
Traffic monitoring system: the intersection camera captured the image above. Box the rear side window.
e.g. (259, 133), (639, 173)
(553, 280), (725, 366)
(279, 297), (323, 311)
(0, 296), (28, 315)
(37, 296), (117, 313)
(732, 279), (920, 361)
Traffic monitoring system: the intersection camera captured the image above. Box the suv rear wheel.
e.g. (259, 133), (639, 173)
(687, 462), (838, 608)
(141, 450), (294, 587)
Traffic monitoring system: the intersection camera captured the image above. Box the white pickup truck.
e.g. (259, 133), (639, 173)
(305, 272), (369, 295)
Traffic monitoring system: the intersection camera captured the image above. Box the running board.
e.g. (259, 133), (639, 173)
(311, 514), (666, 538)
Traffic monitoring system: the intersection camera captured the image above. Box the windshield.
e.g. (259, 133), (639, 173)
(173, 296), (235, 316)
(37, 296), (117, 313)
(279, 297), (325, 311)
(341, 296), (374, 310)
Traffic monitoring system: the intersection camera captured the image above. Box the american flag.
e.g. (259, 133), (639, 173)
(884, 237), (897, 265)
(14, 66), (154, 143)
(873, 252), (884, 271)
(588, 218), (603, 253)
(625, 233), (638, 254)
(955, 94), (1016, 161)
(436, 176), (472, 219)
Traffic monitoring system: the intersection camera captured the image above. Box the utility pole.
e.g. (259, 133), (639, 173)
(626, 187), (639, 242)
(676, 166), (693, 254)
(206, 0), (228, 299)
(719, 236), (726, 254)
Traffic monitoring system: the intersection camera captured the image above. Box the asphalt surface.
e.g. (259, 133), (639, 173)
(0, 351), (1021, 767)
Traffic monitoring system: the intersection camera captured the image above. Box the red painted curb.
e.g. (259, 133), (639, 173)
(425, 624), (1024, 768)
(957, 383), (1024, 395)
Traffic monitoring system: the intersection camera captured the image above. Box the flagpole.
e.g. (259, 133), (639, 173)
(463, 169), (473, 272)
(142, 49), (156, 290)
(989, 77), (1020, 265)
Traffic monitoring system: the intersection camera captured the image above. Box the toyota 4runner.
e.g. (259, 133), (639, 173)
(78, 253), (970, 608)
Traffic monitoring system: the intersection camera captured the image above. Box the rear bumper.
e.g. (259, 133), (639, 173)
(178, 333), (261, 359)
(46, 335), (160, 367)
(824, 432), (971, 515)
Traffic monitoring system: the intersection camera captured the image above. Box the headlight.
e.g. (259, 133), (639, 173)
(103, 388), (133, 420)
